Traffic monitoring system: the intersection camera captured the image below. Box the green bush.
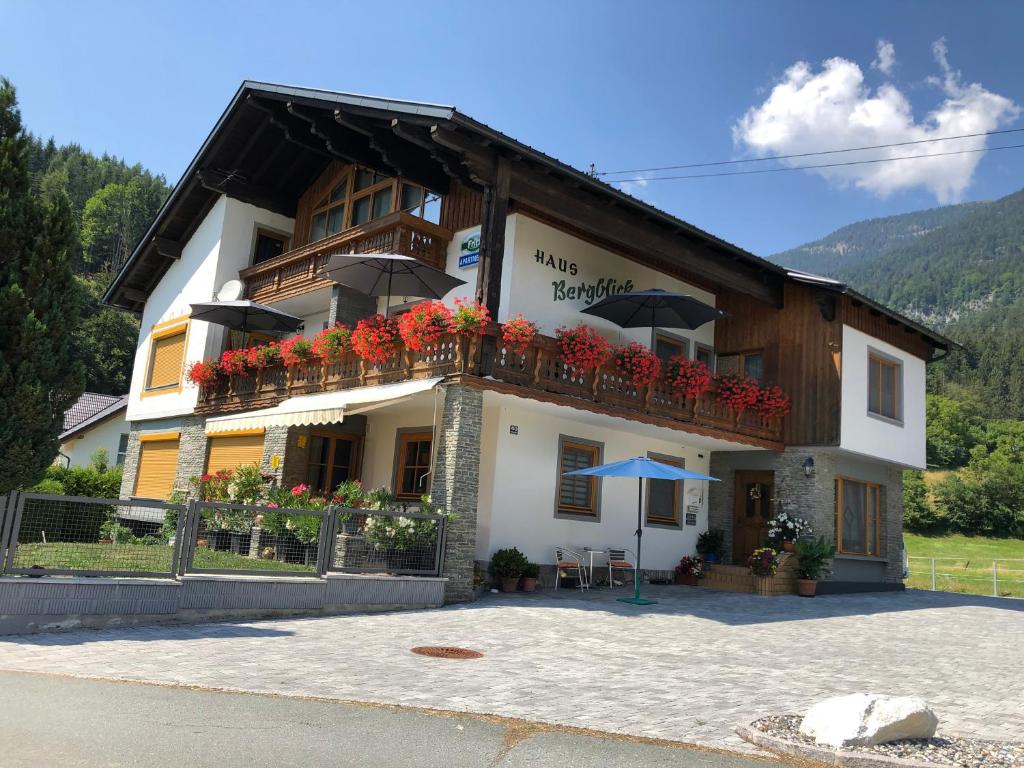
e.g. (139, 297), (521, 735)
(31, 464), (123, 499)
(903, 470), (944, 534)
(522, 562), (540, 579)
(696, 529), (725, 559)
(490, 547), (528, 579)
(793, 537), (836, 580)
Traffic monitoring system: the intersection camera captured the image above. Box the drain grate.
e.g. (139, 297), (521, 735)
(411, 646), (483, 659)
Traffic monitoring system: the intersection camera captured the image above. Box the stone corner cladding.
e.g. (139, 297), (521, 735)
(431, 384), (483, 603)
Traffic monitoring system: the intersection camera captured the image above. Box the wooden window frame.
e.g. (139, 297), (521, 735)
(392, 428), (433, 501)
(694, 342), (715, 369)
(305, 431), (363, 495)
(141, 317), (190, 397)
(645, 452), (684, 528)
(251, 226), (291, 266)
(309, 168), (354, 243)
(652, 331), (689, 365)
(716, 349), (764, 382)
(554, 435), (603, 521)
(835, 476), (883, 556)
(867, 349), (903, 424)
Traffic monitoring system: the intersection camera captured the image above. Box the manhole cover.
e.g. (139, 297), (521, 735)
(411, 646), (483, 659)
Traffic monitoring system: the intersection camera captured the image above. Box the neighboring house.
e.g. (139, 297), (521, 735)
(103, 81), (952, 600)
(58, 393), (129, 469)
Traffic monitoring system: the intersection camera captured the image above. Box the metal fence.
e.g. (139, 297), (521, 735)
(0, 492), (186, 578)
(0, 492), (447, 581)
(908, 556), (1024, 598)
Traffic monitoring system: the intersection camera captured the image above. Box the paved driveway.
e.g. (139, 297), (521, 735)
(0, 587), (1021, 751)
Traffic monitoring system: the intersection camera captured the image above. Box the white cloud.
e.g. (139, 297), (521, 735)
(872, 39), (896, 76)
(615, 172), (651, 198)
(733, 40), (1020, 203)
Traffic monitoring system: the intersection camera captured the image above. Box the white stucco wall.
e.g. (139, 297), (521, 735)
(60, 413), (130, 469)
(839, 324), (926, 469)
(126, 197), (294, 422)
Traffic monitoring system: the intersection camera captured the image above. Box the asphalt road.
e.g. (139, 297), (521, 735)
(0, 671), (794, 768)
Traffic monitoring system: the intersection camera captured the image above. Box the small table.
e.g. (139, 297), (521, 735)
(582, 547), (605, 587)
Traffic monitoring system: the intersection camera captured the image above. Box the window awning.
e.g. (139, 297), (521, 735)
(204, 377), (443, 433)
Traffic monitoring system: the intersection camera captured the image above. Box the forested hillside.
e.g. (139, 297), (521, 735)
(25, 136), (170, 394)
(773, 200), (985, 276)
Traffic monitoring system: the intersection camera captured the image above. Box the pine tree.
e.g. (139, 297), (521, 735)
(0, 78), (84, 492)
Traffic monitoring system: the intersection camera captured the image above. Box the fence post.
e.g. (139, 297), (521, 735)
(931, 558), (936, 591)
(314, 506), (338, 577)
(993, 561), (998, 597)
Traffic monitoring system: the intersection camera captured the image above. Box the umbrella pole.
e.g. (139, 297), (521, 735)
(384, 267), (394, 318)
(635, 476), (642, 600)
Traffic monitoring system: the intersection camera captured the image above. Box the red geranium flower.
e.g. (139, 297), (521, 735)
(351, 314), (400, 365)
(279, 335), (315, 366)
(555, 322), (611, 372)
(451, 298), (491, 335)
(398, 301), (452, 351)
(715, 373), (761, 414)
(666, 357), (713, 400)
(312, 323), (353, 363)
(500, 314), (538, 354)
(614, 342), (661, 387)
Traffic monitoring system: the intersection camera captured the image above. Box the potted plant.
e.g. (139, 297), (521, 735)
(500, 313), (538, 355)
(715, 373), (761, 416)
(696, 529), (725, 564)
(554, 322), (612, 372)
(451, 298), (491, 336)
(666, 356), (712, 403)
(398, 300), (452, 351)
(279, 335), (315, 367)
(186, 359), (220, 387)
(793, 537), (837, 597)
(613, 342), (662, 387)
(490, 547), (528, 592)
(748, 546), (779, 595)
(520, 562), (540, 592)
(674, 555), (703, 586)
(312, 323), (353, 363)
(767, 511), (811, 553)
(351, 314), (401, 365)
(754, 384), (791, 419)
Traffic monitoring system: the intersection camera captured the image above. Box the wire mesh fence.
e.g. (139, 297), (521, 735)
(329, 507), (446, 576)
(907, 556), (1024, 598)
(1, 492), (185, 577)
(180, 502), (331, 576)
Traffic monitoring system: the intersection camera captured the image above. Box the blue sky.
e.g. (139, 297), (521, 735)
(3, 0), (1023, 255)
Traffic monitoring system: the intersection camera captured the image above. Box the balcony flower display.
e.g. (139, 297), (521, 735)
(451, 298), (491, 336)
(186, 360), (220, 387)
(666, 356), (712, 401)
(715, 373), (761, 414)
(555, 322), (611, 372)
(755, 384), (791, 419)
(500, 313), (538, 354)
(613, 342), (661, 387)
(351, 314), (400, 365)
(398, 301), (452, 351)
(279, 335), (315, 366)
(219, 348), (251, 377)
(246, 342), (281, 369)
(312, 323), (353, 363)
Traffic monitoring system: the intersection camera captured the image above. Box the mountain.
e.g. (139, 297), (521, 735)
(773, 201), (987, 277)
(770, 187), (1024, 419)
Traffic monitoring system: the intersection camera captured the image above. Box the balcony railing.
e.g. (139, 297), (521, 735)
(196, 327), (784, 446)
(239, 212), (453, 305)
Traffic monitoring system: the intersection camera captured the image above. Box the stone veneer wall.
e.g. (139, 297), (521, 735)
(709, 447), (903, 584)
(328, 284), (377, 328)
(430, 384), (482, 603)
(118, 416), (206, 499)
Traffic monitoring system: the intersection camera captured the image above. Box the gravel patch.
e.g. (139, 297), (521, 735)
(751, 716), (1024, 767)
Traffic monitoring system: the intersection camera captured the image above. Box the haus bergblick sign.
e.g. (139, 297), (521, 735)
(534, 248), (634, 306)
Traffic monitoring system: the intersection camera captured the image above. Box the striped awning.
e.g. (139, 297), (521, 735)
(204, 377), (443, 433)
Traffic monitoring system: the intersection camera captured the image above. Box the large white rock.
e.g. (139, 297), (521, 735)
(799, 693), (938, 748)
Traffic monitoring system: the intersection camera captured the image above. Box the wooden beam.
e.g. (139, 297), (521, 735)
(151, 236), (181, 259)
(195, 169), (294, 217)
(391, 119), (480, 189)
(430, 127), (782, 306)
(247, 97), (333, 160)
(476, 156), (511, 315)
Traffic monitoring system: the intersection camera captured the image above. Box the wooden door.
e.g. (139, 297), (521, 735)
(733, 471), (774, 564)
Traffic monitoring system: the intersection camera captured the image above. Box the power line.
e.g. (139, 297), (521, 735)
(597, 126), (1024, 177)
(604, 142), (1024, 183)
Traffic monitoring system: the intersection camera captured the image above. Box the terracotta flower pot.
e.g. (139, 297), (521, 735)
(797, 578), (817, 597)
(782, 540), (795, 553)
(499, 576), (520, 593)
(520, 576), (538, 593)
(675, 573), (698, 586)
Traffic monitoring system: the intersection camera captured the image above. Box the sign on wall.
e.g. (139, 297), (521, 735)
(534, 248), (634, 305)
(459, 232), (481, 268)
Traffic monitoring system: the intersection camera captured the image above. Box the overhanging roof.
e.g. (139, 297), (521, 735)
(60, 395), (128, 441)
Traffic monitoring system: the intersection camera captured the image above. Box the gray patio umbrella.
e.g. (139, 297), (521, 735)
(189, 300), (303, 334)
(581, 288), (726, 329)
(318, 253), (467, 316)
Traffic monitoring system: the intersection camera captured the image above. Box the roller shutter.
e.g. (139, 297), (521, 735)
(148, 331), (186, 390)
(133, 437), (180, 499)
(206, 432), (265, 474)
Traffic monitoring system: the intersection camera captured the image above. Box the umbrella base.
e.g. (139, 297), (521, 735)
(617, 597), (658, 605)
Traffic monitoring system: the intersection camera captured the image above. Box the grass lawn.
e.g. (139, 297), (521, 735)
(11, 543), (314, 574)
(904, 533), (1024, 598)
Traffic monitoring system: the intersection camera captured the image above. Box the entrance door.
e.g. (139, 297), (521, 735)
(733, 470), (774, 564)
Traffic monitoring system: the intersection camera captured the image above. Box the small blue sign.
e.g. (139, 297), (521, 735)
(459, 253), (480, 268)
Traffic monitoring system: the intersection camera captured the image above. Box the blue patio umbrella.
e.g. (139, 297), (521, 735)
(563, 456), (719, 605)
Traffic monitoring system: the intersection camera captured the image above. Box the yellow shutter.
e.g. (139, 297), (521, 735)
(134, 437), (180, 500)
(147, 330), (186, 390)
(206, 433), (266, 474)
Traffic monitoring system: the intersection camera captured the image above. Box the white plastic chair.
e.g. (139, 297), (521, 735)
(606, 547), (637, 588)
(554, 546), (589, 590)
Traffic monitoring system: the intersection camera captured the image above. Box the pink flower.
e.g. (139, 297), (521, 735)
(291, 484), (309, 496)
(266, 502), (279, 509)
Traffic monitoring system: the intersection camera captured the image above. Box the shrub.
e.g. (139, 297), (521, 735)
(522, 562), (540, 579)
(903, 470), (944, 534)
(696, 529), (725, 559)
(490, 546), (528, 579)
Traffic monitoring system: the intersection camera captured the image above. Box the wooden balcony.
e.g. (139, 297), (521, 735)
(196, 327), (784, 448)
(239, 212), (453, 305)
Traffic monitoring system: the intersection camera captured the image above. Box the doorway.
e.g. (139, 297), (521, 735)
(732, 470), (774, 564)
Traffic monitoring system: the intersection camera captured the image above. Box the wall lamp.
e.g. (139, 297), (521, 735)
(802, 457), (815, 477)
